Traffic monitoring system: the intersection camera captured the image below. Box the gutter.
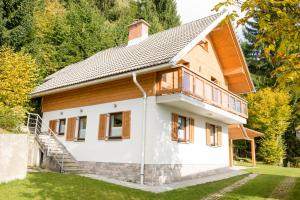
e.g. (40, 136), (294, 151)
(132, 73), (147, 185)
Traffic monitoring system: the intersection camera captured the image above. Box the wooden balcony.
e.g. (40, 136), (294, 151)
(156, 67), (248, 119)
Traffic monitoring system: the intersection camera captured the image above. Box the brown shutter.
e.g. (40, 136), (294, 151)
(206, 123), (211, 146)
(189, 118), (194, 143)
(66, 117), (76, 141)
(217, 126), (222, 146)
(171, 113), (178, 141)
(122, 111), (131, 139)
(48, 120), (57, 134)
(98, 114), (107, 140)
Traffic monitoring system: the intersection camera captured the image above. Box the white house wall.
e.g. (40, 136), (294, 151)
(42, 96), (229, 172)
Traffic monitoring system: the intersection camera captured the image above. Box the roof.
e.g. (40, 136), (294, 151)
(229, 125), (264, 140)
(32, 12), (226, 96)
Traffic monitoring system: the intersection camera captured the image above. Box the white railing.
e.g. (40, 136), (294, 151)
(27, 113), (65, 172)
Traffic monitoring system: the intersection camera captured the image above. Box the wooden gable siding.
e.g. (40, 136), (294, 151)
(42, 73), (156, 112)
(180, 35), (228, 90)
(210, 24), (253, 93)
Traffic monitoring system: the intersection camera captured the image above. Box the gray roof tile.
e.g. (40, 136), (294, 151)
(33, 12), (223, 95)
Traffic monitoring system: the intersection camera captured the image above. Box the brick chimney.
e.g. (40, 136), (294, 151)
(128, 19), (150, 46)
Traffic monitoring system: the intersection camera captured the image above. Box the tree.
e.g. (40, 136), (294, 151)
(152, 0), (180, 29)
(246, 88), (292, 164)
(0, 0), (34, 50)
(0, 47), (37, 131)
(241, 18), (275, 89)
(28, 0), (115, 78)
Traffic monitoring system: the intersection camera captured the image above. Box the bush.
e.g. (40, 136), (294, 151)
(0, 103), (25, 132)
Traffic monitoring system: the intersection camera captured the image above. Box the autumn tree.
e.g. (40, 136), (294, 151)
(0, 47), (37, 131)
(246, 88), (292, 164)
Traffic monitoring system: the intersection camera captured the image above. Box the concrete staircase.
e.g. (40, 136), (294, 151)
(27, 113), (83, 173)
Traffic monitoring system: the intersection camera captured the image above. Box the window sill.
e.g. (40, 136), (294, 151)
(106, 137), (122, 141)
(75, 139), (85, 142)
(208, 145), (221, 148)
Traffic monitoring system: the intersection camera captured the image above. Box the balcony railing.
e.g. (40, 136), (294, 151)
(157, 67), (248, 118)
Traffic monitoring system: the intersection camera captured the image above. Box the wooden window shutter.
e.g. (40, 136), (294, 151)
(189, 118), (194, 143)
(206, 123), (211, 146)
(122, 111), (131, 139)
(171, 113), (178, 141)
(217, 126), (222, 146)
(66, 117), (76, 141)
(98, 114), (107, 140)
(48, 120), (57, 134)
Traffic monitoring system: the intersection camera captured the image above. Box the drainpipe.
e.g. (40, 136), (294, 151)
(132, 73), (147, 185)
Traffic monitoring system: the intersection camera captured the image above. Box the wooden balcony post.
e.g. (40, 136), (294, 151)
(178, 67), (183, 92)
(251, 139), (256, 166)
(229, 139), (234, 167)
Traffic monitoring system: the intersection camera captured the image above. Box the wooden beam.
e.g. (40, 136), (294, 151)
(229, 139), (234, 167)
(251, 139), (256, 166)
(223, 67), (245, 77)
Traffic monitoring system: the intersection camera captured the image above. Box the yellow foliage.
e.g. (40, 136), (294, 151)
(34, 0), (65, 37)
(0, 47), (37, 110)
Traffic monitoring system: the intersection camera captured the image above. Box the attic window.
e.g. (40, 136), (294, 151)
(199, 40), (208, 52)
(211, 76), (218, 84)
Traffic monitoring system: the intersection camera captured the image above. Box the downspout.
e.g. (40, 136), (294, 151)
(132, 73), (147, 185)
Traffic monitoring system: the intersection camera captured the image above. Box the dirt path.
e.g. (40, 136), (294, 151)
(267, 176), (296, 200)
(202, 173), (258, 200)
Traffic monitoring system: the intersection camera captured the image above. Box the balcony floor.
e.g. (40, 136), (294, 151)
(156, 93), (247, 124)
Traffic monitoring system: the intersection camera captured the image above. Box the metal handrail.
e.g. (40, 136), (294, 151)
(27, 112), (65, 172)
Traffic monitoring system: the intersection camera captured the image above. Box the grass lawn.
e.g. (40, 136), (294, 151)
(1, 164), (299, 200)
(0, 172), (246, 200)
(220, 164), (300, 200)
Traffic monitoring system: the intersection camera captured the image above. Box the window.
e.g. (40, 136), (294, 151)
(206, 123), (222, 147)
(211, 76), (218, 84)
(177, 116), (188, 142)
(58, 119), (66, 135)
(77, 116), (87, 140)
(171, 113), (194, 143)
(109, 112), (123, 139)
(209, 124), (218, 146)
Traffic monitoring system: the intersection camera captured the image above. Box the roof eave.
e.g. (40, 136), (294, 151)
(31, 62), (173, 98)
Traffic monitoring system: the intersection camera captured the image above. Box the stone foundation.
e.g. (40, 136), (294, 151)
(78, 161), (230, 185)
(79, 161), (141, 183)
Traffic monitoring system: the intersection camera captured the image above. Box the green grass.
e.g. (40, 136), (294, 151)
(286, 178), (300, 200)
(219, 164), (300, 200)
(0, 172), (247, 200)
(221, 174), (284, 200)
(243, 164), (300, 177)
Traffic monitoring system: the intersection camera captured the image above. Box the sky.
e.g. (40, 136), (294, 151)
(176, 0), (222, 23)
(175, 0), (244, 39)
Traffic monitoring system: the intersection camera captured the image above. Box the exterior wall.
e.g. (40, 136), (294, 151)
(42, 96), (230, 184)
(181, 35), (228, 89)
(42, 73), (156, 112)
(0, 134), (28, 183)
(27, 135), (41, 167)
(144, 97), (229, 184)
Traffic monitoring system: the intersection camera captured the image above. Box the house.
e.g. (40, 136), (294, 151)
(29, 11), (262, 185)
